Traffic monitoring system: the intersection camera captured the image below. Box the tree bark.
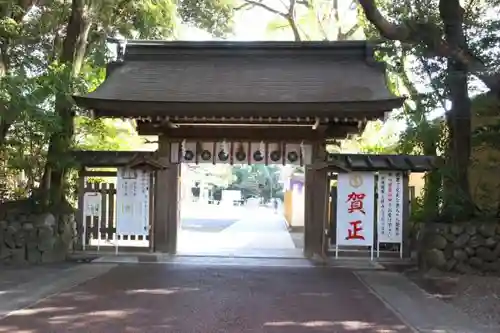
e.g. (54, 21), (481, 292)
(440, 0), (474, 218)
(41, 0), (91, 206)
(0, 119), (9, 147)
(422, 132), (440, 219)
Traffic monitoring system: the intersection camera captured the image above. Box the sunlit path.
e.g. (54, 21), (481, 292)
(178, 201), (297, 257)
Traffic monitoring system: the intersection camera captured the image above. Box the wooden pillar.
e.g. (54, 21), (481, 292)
(304, 167), (315, 258)
(402, 172), (411, 258)
(75, 168), (85, 251)
(319, 168), (330, 257)
(303, 142), (329, 259)
(329, 185), (338, 245)
(154, 135), (180, 254)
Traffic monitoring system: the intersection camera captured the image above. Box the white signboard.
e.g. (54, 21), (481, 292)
(377, 171), (404, 244)
(336, 172), (375, 247)
(84, 192), (102, 216)
(116, 168), (150, 236)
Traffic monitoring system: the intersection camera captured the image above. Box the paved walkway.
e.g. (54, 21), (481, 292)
(0, 263), (410, 333)
(0, 259), (495, 333)
(178, 203), (297, 256)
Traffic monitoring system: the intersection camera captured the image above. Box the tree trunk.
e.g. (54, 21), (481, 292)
(0, 119), (10, 147)
(440, 0), (474, 219)
(422, 138), (440, 219)
(41, 0), (90, 206)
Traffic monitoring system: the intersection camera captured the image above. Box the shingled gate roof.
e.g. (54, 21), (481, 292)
(326, 154), (438, 172)
(72, 151), (437, 172)
(73, 40), (403, 119)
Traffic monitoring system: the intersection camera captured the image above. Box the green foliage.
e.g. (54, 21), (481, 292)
(356, 0), (500, 220)
(74, 118), (144, 150)
(409, 195), (427, 223)
(178, 0), (234, 37)
(0, 0), (234, 203)
(471, 93), (500, 149)
(258, 0), (361, 41)
(229, 165), (283, 202)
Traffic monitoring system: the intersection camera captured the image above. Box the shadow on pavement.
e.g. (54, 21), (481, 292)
(0, 264), (412, 333)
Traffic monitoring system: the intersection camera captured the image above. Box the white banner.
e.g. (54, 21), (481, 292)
(116, 168), (151, 236)
(336, 172), (375, 247)
(84, 192), (102, 217)
(377, 172), (404, 244)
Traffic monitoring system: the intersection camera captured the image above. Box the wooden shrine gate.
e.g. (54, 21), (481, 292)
(70, 40), (436, 258)
(73, 150), (436, 258)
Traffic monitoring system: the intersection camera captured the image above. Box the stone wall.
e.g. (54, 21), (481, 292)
(0, 201), (76, 265)
(418, 222), (500, 274)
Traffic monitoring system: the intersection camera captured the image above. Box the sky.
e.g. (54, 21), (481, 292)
(178, 0), (358, 41)
(173, 2), (489, 150)
(175, 1), (402, 148)
(178, 6), (286, 40)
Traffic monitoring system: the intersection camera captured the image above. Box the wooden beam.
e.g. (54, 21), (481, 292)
(136, 124), (358, 140)
(81, 170), (117, 177)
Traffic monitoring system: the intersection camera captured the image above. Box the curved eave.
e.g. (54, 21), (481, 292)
(122, 40), (378, 60)
(326, 154), (439, 173)
(72, 96), (405, 119)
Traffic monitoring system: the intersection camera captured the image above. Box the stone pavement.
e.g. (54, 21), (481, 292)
(355, 271), (498, 333)
(0, 263), (115, 320)
(0, 258), (494, 333)
(0, 262), (410, 333)
(178, 204), (296, 255)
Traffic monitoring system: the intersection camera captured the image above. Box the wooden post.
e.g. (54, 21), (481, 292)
(75, 168), (85, 251)
(154, 136), (169, 252)
(100, 183), (108, 241)
(303, 142), (329, 259)
(154, 135), (180, 254)
(303, 166), (315, 258)
(329, 185), (337, 246)
(167, 164), (180, 254)
(402, 172), (411, 258)
(319, 168), (330, 257)
(148, 172), (155, 252)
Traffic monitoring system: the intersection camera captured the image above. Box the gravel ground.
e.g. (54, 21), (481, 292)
(398, 266), (500, 330)
(443, 275), (500, 328)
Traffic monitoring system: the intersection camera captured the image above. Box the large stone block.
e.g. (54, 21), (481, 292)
(34, 213), (56, 228)
(427, 234), (448, 250)
(4, 226), (17, 249)
(10, 248), (26, 264)
(424, 249), (447, 268)
(26, 248), (42, 264)
(418, 221), (500, 275)
(37, 226), (55, 252)
(478, 223), (497, 238)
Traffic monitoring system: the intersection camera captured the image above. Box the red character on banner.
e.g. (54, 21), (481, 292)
(346, 192), (366, 214)
(346, 220), (365, 240)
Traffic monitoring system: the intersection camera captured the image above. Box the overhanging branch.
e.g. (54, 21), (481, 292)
(357, 0), (500, 93)
(241, 0), (287, 18)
